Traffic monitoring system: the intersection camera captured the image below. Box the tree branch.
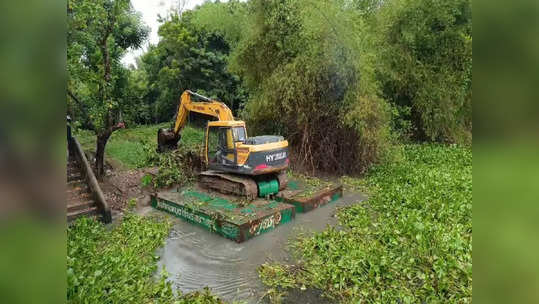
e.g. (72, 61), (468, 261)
(107, 121), (125, 134)
(67, 88), (95, 130)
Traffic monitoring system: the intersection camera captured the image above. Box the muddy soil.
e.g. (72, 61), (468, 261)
(81, 151), (157, 212)
(98, 168), (157, 210)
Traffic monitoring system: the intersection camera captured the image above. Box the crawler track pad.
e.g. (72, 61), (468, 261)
(198, 170), (259, 200)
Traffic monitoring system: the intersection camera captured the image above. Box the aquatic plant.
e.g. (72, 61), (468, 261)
(259, 144), (472, 303)
(67, 213), (223, 303)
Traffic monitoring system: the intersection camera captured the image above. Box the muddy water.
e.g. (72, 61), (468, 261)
(152, 192), (366, 303)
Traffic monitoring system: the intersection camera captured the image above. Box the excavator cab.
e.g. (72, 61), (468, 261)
(205, 121), (247, 167)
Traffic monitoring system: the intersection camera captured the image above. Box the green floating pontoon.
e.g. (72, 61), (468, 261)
(151, 176), (343, 242)
(151, 189), (295, 243)
(275, 178), (343, 213)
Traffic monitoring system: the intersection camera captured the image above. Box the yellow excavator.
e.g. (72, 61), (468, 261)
(157, 90), (289, 199)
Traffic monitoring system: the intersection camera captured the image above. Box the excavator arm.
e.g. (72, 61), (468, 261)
(172, 90), (234, 134)
(157, 90), (234, 152)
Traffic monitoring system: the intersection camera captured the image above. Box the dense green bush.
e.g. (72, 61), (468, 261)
(259, 144), (472, 303)
(376, 0), (472, 143)
(189, 0), (248, 49)
(232, 0), (394, 174)
(141, 144), (202, 188)
(140, 125), (205, 188)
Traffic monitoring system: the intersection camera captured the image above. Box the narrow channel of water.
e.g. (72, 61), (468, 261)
(151, 192), (365, 303)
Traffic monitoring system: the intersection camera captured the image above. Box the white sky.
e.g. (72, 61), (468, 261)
(121, 0), (207, 67)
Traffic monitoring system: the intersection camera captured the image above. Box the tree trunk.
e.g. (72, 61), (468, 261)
(95, 29), (112, 180)
(103, 40), (111, 83)
(94, 13), (119, 180)
(95, 132), (111, 179)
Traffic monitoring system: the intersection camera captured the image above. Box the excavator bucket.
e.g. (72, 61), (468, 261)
(157, 128), (180, 152)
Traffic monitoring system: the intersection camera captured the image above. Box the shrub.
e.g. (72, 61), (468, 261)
(139, 139), (204, 188)
(233, 0), (394, 174)
(376, 0), (472, 143)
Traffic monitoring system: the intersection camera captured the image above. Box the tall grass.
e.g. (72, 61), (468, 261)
(74, 124), (205, 169)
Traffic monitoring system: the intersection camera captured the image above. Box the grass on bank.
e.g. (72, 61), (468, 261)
(67, 212), (223, 303)
(75, 124), (205, 169)
(259, 144), (472, 303)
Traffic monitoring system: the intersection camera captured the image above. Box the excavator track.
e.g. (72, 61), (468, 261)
(198, 170), (259, 200)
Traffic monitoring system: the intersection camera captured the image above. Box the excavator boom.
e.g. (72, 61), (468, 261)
(157, 90), (234, 151)
(172, 90), (234, 134)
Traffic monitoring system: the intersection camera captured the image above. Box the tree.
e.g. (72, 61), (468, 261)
(376, 0), (472, 143)
(67, 0), (148, 177)
(137, 8), (246, 123)
(122, 67), (152, 125)
(230, 0), (393, 174)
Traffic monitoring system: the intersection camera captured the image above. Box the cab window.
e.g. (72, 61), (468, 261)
(207, 127), (220, 162)
(207, 126), (236, 164)
(232, 127), (246, 142)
